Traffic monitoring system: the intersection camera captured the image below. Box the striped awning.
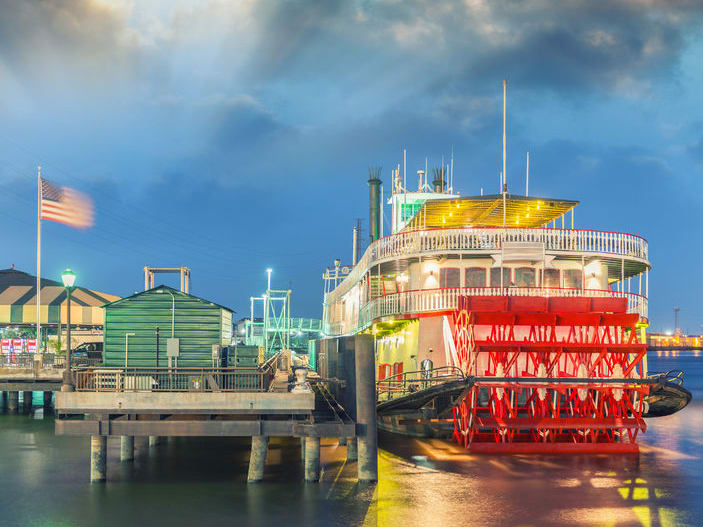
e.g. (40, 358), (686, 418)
(0, 268), (120, 327)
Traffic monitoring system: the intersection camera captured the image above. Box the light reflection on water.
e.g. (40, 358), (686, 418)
(0, 353), (701, 527)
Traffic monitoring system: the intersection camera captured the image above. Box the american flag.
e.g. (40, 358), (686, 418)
(40, 178), (94, 228)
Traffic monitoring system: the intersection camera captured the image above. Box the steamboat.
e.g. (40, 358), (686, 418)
(321, 83), (690, 453)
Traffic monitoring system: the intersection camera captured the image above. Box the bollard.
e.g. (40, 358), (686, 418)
(23, 391), (33, 412)
(304, 436), (321, 482)
(8, 391), (19, 413)
(148, 436), (161, 447)
(338, 437), (347, 446)
(354, 334), (378, 481)
(120, 436), (134, 461)
(90, 435), (107, 482)
(346, 437), (358, 462)
(247, 435), (269, 483)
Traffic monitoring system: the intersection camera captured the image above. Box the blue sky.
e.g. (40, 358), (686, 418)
(1, 0), (702, 331)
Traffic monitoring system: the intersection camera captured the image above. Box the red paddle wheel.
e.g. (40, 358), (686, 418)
(452, 295), (648, 453)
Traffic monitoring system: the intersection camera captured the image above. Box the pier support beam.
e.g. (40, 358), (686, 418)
(90, 435), (107, 482)
(120, 436), (134, 461)
(346, 437), (358, 462)
(148, 435), (161, 447)
(304, 437), (321, 482)
(7, 391), (18, 413)
(354, 334), (378, 481)
(23, 391), (33, 412)
(247, 435), (269, 483)
(300, 437), (306, 463)
(43, 391), (53, 408)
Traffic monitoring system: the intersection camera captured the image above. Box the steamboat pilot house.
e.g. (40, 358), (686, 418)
(322, 167), (650, 383)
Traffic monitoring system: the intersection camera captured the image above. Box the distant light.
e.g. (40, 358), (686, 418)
(61, 268), (76, 288)
(665, 330), (673, 336)
(266, 268), (272, 273)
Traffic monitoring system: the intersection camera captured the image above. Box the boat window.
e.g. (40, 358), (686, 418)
(515, 267), (536, 287)
(564, 269), (583, 289)
(440, 267), (460, 288)
(490, 267), (512, 287)
(542, 268), (560, 288)
(465, 267), (487, 288)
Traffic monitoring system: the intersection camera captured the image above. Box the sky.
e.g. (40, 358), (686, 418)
(1, 0), (702, 332)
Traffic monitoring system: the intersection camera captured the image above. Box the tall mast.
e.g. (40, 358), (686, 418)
(502, 80), (507, 227)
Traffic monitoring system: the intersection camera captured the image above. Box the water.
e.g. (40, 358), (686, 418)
(1, 353), (702, 527)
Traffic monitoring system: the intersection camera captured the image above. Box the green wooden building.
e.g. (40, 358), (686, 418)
(102, 286), (233, 368)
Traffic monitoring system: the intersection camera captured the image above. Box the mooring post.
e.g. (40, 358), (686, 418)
(23, 391), (33, 412)
(149, 436), (161, 447)
(354, 334), (378, 481)
(90, 435), (107, 482)
(304, 436), (321, 482)
(8, 391), (19, 413)
(247, 435), (269, 483)
(346, 437), (358, 461)
(120, 436), (134, 461)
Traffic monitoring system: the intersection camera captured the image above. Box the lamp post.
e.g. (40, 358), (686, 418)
(61, 268), (76, 392)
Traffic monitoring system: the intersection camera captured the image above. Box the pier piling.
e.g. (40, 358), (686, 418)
(304, 437), (321, 482)
(346, 437), (358, 461)
(43, 391), (52, 408)
(148, 436), (161, 447)
(354, 335), (378, 481)
(90, 435), (107, 482)
(8, 391), (18, 413)
(23, 391), (33, 412)
(247, 435), (269, 483)
(120, 436), (134, 461)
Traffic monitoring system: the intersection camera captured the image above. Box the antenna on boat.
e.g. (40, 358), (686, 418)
(526, 151), (529, 196)
(425, 157), (428, 191)
(403, 149), (407, 193)
(450, 145), (454, 194)
(502, 79), (507, 227)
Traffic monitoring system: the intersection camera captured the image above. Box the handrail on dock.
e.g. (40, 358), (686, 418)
(72, 366), (274, 393)
(377, 366), (465, 401)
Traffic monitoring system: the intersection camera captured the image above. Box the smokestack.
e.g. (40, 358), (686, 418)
(432, 167), (444, 193)
(368, 167), (382, 244)
(352, 220), (361, 265)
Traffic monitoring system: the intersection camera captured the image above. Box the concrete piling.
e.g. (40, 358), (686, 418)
(90, 435), (107, 482)
(346, 437), (358, 462)
(148, 435), (161, 447)
(300, 436), (306, 463)
(247, 435), (269, 483)
(23, 391), (33, 412)
(43, 391), (53, 408)
(354, 334), (378, 481)
(120, 436), (134, 461)
(7, 391), (18, 413)
(304, 436), (321, 482)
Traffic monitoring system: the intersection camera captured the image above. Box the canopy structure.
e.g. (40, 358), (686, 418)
(0, 268), (120, 328)
(403, 194), (579, 231)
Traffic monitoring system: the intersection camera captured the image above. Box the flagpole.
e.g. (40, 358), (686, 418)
(37, 166), (41, 353)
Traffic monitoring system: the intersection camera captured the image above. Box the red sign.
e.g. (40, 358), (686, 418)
(11, 339), (23, 354)
(0, 339), (10, 354)
(27, 339), (37, 353)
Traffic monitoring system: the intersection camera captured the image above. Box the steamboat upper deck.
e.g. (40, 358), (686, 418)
(323, 194), (650, 337)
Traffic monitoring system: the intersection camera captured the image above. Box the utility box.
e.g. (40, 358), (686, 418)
(166, 338), (180, 358)
(102, 285), (233, 368)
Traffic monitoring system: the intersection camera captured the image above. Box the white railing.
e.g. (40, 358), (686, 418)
(327, 227), (648, 305)
(326, 287), (648, 336)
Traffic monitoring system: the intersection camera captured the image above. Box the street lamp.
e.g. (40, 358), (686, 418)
(61, 268), (76, 392)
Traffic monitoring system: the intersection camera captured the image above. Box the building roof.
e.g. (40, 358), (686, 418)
(0, 268), (121, 327)
(103, 284), (234, 313)
(403, 194), (579, 231)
